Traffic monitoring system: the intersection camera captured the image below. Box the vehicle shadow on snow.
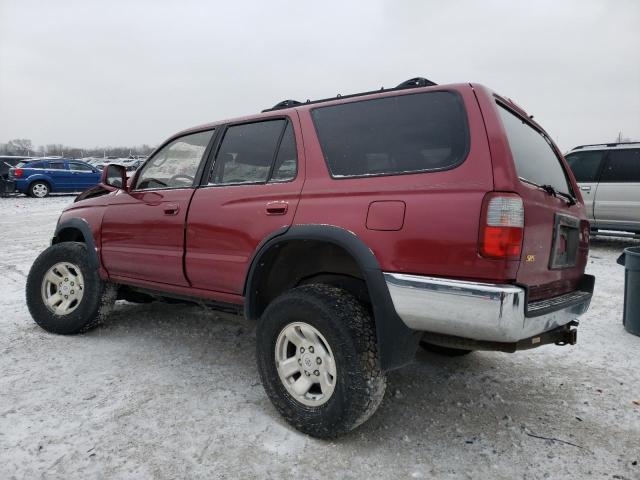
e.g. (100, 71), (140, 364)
(89, 300), (587, 450)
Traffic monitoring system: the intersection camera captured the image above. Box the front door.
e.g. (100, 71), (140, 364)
(186, 117), (304, 293)
(68, 161), (101, 190)
(565, 150), (606, 222)
(101, 129), (215, 286)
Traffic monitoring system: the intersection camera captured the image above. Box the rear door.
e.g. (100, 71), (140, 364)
(564, 150), (606, 221)
(593, 148), (640, 232)
(185, 116), (304, 293)
(101, 130), (215, 286)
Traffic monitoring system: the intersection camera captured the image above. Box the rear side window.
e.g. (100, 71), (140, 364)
(497, 104), (571, 194)
(271, 122), (297, 182)
(209, 119), (296, 185)
(311, 91), (469, 178)
(565, 151), (605, 182)
(600, 149), (640, 183)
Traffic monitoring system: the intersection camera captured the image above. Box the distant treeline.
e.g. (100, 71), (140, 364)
(0, 138), (156, 159)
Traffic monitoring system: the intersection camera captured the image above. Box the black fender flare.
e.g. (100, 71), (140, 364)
(244, 224), (420, 371)
(52, 218), (100, 269)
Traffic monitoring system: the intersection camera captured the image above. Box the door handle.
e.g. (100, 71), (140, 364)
(265, 201), (289, 215)
(580, 185), (591, 191)
(163, 203), (180, 215)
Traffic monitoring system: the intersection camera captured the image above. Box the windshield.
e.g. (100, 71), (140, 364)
(497, 103), (571, 195)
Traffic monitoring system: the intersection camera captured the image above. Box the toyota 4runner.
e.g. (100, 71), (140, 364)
(26, 77), (595, 438)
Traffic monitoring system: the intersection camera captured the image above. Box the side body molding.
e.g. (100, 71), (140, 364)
(244, 224), (420, 371)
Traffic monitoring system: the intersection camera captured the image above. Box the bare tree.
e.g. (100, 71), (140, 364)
(6, 139), (33, 155)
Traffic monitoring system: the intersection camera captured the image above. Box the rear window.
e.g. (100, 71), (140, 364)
(311, 91), (469, 178)
(497, 104), (571, 194)
(565, 150), (605, 182)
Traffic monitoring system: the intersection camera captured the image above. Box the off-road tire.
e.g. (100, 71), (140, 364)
(256, 284), (386, 438)
(419, 341), (472, 356)
(26, 242), (116, 334)
(29, 181), (50, 198)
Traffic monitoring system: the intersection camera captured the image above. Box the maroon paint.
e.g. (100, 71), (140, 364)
(62, 82), (588, 306)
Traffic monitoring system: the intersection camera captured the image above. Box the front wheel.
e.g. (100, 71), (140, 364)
(29, 181), (50, 198)
(26, 242), (116, 334)
(256, 284), (386, 438)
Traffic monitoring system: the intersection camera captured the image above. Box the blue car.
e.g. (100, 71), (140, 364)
(9, 158), (101, 198)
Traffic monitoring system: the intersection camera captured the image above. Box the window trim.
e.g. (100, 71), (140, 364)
(496, 99), (575, 196)
(131, 128), (217, 192)
(310, 89), (471, 180)
(200, 116), (299, 189)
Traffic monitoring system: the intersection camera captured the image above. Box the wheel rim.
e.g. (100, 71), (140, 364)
(275, 322), (337, 407)
(32, 183), (48, 197)
(40, 262), (85, 315)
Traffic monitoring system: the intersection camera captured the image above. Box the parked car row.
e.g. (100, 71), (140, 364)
(1, 155), (146, 197)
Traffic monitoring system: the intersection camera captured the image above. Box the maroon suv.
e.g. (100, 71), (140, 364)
(26, 77), (594, 438)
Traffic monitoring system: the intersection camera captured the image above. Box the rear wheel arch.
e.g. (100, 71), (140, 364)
(244, 225), (420, 371)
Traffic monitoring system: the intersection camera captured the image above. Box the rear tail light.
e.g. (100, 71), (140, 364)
(13, 168), (23, 178)
(479, 193), (524, 259)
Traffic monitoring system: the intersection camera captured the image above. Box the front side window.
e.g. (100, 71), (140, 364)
(311, 91), (469, 178)
(497, 104), (571, 194)
(565, 151), (605, 183)
(69, 162), (95, 172)
(48, 162), (67, 170)
(600, 149), (640, 183)
(135, 130), (214, 190)
(209, 120), (291, 185)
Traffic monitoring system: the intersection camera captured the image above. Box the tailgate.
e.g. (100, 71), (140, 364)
(491, 97), (590, 300)
(516, 187), (589, 300)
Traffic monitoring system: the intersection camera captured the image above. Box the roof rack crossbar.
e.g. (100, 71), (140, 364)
(262, 76), (438, 113)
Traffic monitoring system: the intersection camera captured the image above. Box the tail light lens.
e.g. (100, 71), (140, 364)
(479, 193), (524, 259)
(13, 168), (23, 178)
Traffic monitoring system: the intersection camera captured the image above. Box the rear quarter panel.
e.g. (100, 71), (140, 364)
(294, 85), (520, 282)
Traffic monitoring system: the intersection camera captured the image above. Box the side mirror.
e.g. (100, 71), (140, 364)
(101, 164), (128, 190)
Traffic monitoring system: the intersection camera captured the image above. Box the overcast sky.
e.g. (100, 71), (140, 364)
(1, 0), (638, 152)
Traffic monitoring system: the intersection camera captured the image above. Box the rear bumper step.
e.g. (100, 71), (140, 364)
(421, 322), (579, 353)
(383, 272), (594, 344)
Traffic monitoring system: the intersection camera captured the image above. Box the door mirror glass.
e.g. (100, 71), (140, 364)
(102, 164), (127, 190)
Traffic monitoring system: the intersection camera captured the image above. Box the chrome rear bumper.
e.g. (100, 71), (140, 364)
(384, 273), (593, 343)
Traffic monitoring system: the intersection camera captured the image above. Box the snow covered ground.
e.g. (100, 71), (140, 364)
(0, 195), (638, 480)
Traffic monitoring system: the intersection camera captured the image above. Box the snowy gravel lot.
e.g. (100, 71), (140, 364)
(1, 196), (639, 480)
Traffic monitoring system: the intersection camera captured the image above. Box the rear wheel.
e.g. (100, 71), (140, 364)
(26, 242), (116, 334)
(29, 181), (50, 198)
(256, 284), (386, 438)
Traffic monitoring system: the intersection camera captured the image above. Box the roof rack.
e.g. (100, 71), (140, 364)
(571, 141), (640, 150)
(262, 76), (437, 113)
